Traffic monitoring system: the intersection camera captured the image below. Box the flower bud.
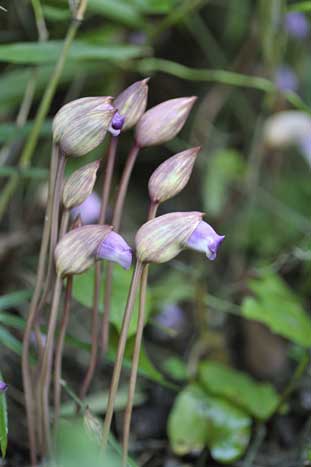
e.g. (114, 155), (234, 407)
(96, 231), (132, 270)
(114, 78), (149, 131)
(71, 192), (101, 225)
(0, 381), (8, 392)
(186, 221), (224, 260)
(148, 147), (201, 203)
(55, 225), (112, 277)
(135, 96), (197, 148)
(135, 212), (203, 264)
(53, 96), (115, 157)
(63, 160), (100, 209)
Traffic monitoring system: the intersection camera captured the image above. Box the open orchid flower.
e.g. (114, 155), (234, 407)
(96, 231), (132, 270)
(186, 220), (225, 260)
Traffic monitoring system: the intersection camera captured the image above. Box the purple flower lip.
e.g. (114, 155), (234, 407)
(186, 220), (225, 261)
(0, 381), (8, 392)
(71, 192), (101, 225)
(109, 111), (125, 136)
(275, 66), (298, 92)
(284, 12), (310, 39)
(96, 231), (132, 270)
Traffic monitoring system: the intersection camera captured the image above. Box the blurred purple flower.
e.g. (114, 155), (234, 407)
(71, 192), (101, 224)
(299, 135), (311, 164)
(284, 12), (310, 39)
(156, 303), (186, 334)
(96, 231), (132, 269)
(187, 221), (224, 260)
(0, 381), (8, 392)
(275, 66), (299, 92)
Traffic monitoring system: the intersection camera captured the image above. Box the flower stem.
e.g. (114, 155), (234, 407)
(102, 261), (143, 449)
(122, 263), (149, 466)
(122, 201), (158, 464)
(99, 136), (119, 225)
(22, 143), (58, 466)
(79, 261), (101, 400)
(53, 276), (72, 430)
(39, 274), (63, 456)
(101, 142), (140, 354)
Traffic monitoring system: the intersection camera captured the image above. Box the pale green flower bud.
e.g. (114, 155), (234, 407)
(63, 160), (100, 209)
(135, 211), (203, 264)
(55, 225), (112, 277)
(148, 146), (201, 204)
(135, 96), (197, 148)
(53, 96), (115, 157)
(114, 78), (149, 131)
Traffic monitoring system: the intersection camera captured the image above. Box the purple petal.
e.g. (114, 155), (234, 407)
(96, 231), (132, 269)
(275, 66), (299, 92)
(0, 381), (8, 392)
(284, 12), (309, 39)
(187, 220), (225, 260)
(71, 192), (101, 225)
(299, 135), (311, 165)
(108, 111), (125, 136)
(156, 304), (186, 333)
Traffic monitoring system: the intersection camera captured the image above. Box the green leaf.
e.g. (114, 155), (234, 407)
(0, 289), (32, 310)
(72, 266), (151, 337)
(0, 326), (23, 356)
(151, 270), (194, 307)
(0, 41), (149, 65)
(203, 149), (245, 216)
(241, 272), (311, 348)
(162, 356), (188, 381)
(168, 384), (251, 463)
(0, 372), (8, 458)
(199, 361), (279, 420)
(87, 0), (144, 27)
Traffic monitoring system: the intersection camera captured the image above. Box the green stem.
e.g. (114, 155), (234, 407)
(122, 201), (158, 464)
(0, 4), (88, 220)
(101, 142), (140, 354)
(21, 144), (58, 466)
(53, 276), (73, 431)
(102, 261), (143, 449)
(122, 264), (149, 466)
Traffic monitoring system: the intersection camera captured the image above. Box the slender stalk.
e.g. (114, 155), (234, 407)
(122, 201), (158, 464)
(0, 3), (88, 220)
(39, 275), (63, 456)
(38, 210), (69, 456)
(102, 261), (143, 449)
(96, 136), (119, 356)
(37, 152), (66, 312)
(122, 264), (149, 466)
(79, 261), (101, 400)
(101, 142), (140, 354)
(22, 144), (58, 466)
(53, 276), (73, 429)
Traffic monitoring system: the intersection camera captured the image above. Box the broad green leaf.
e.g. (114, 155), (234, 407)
(0, 41), (149, 65)
(0, 120), (51, 145)
(241, 272), (311, 348)
(0, 371), (7, 458)
(199, 361), (279, 420)
(72, 265), (151, 337)
(132, 0), (180, 14)
(162, 356), (188, 381)
(168, 384), (251, 463)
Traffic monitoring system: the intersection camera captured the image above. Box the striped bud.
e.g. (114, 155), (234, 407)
(53, 96), (116, 157)
(63, 160), (100, 209)
(114, 78), (149, 131)
(148, 147), (201, 204)
(135, 96), (197, 148)
(135, 212), (203, 264)
(55, 225), (112, 277)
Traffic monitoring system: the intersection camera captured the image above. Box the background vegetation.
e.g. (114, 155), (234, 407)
(0, 0), (310, 466)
